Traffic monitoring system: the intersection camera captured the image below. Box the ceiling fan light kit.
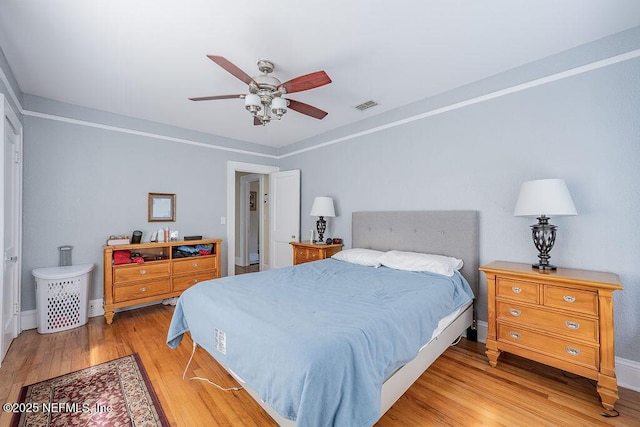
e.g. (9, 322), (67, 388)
(190, 56), (331, 126)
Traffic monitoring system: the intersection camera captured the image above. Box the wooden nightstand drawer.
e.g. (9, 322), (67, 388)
(173, 256), (217, 274)
(290, 242), (343, 265)
(173, 272), (217, 292)
(114, 262), (170, 284)
(497, 324), (599, 370)
(497, 278), (539, 303)
(544, 285), (598, 315)
(114, 278), (171, 302)
(497, 301), (598, 343)
(296, 248), (319, 263)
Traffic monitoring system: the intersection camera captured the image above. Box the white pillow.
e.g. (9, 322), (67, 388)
(331, 248), (384, 267)
(378, 250), (463, 277)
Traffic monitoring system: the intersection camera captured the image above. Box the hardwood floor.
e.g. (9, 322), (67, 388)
(1, 304), (638, 426)
(235, 263), (260, 275)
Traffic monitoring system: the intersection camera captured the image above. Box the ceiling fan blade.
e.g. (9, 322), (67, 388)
(207, 55), (257, 86)
(278, 71), (331, 94)
(188, 94), (244, 101)
(287, 99), (328, 119)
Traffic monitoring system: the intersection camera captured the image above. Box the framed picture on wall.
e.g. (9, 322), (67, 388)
(148, 193), (176, 222)
(250, 191), (257, 211)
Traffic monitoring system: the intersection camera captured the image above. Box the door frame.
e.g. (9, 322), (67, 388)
(0, 94), (22, 366)
(227, 161), (278, 277)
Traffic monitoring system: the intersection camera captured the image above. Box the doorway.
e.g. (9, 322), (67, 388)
(227, 161), (279, 277)
(236, 173), (264, 275)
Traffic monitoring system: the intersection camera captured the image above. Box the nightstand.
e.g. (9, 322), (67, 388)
(480, 261), (623, 410)
(290, 242), (343, 265)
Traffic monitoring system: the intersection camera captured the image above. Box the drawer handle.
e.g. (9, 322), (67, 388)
(509, 331), (521, 340)
(566, 346), (581, 356)
(565, 320), (580, 330)
(192, 263), (198, 267)
(563, 295), (576, 303)
(140, 269), (147, 275)
(139, 287), (147, 292)
(192, 279), (198, 284)
(511, 287), (522, 294)
(509, 308), (521, 317)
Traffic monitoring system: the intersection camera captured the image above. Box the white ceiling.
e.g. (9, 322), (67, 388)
(1, 1), (639, 148)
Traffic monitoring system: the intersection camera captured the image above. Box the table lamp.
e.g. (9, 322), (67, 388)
(310, 197), (335, 243)
(514, 179), (577, 270)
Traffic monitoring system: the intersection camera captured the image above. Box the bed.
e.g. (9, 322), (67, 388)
(167, 210), (479, 426)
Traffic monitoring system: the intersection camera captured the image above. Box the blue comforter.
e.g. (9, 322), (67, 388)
(167, 258), (473, 427)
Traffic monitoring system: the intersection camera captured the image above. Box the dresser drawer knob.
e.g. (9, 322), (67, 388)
(565, 320), (580, 330)
(192, 262), (198, 267)
(509, 331), (521, 340)
(563, 295), (576, 303)
(140, 269), (147, 275)
(509, 308), (521, 317)
(192, 279), (198, 284)
(139, 287), (147, 292)
(511, 287), (522, 294)
(566, 346), (581, 356)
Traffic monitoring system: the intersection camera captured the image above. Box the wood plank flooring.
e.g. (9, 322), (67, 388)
(1, 304), (638, 426)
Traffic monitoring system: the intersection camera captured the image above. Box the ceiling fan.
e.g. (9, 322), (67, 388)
(189, 55), (332, 126)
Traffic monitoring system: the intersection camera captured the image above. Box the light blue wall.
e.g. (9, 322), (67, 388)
(279, 28), (640, 361)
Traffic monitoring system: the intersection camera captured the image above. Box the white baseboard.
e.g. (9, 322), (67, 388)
(22, 298), (112, 331)
(474, 321), (639, 392)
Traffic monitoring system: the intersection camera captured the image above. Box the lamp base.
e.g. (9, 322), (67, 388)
(530, 215), (558, 272)
(532, 262), (557, 271)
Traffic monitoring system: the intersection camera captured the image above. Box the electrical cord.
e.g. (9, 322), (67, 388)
(182, 341), (243, 391)
(601, 408), (620, 418)
(561, 370), (620, 418)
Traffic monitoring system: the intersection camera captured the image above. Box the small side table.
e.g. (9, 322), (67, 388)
(290, 242), (343, 265)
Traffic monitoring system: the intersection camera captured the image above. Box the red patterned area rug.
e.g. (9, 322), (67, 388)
(11, 353), (169, 427)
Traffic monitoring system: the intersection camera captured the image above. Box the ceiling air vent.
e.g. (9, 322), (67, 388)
(355, 100), (378, 111)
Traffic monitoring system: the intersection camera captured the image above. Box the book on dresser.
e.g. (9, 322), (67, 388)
(103, 238), (222, 324)
(479, 261), (623, 411)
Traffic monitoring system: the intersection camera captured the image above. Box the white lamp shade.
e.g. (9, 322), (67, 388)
(514, 179), (578, 217)
(245, 94), (261, 108)
(271, 97), (287, 111)
(310, 197), (335, 217)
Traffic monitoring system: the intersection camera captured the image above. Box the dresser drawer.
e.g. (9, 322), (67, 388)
(543, 285), (598, 315)
(114, 262), (170, 284)
(173, 272), (217, 292)
(295, 248), (320, 264)
(497, 301), (598, 343)
(114, 278), (171, 302)
(497, 278), (539, 303)
(497, 324), (599, 370)
(173, 256), (217, 275)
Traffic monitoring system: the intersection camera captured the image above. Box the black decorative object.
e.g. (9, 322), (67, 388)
(530, 216), (557, 270)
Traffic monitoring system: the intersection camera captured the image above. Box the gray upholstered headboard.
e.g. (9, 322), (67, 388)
(352, 211), (479, 298)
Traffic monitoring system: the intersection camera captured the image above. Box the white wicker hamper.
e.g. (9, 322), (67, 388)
(32, 264), (94, 334)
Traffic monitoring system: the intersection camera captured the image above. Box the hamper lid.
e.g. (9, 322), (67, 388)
(32, 263), (94, 280)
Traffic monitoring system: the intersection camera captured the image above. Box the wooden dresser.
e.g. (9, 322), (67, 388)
(480, 261), (623, 410)
(290, 242), (343, 265)
(103, 239), (221, 324)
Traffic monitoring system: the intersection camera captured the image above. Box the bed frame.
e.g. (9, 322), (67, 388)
(227, 210), (479, 426)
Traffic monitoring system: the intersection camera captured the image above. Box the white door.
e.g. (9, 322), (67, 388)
(1, 96), (22, 366)
(270, 170), (300, 269)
